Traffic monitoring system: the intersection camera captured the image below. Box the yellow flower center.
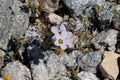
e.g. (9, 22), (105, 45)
(5, 75), (11, 80)
(60, 50), (65, 55)
(58, 39), (63, 44)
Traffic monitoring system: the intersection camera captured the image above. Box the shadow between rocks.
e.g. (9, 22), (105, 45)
(117, 57), (120, 79)
(115, 32), (120, 53)
(26, 42), (44, 65)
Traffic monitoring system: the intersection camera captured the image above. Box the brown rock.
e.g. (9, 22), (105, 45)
(100, 51), (120, 80)
(48, 13), (63, 24)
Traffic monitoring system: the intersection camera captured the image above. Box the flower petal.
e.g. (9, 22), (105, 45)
(64, 38), (74, 48)
(60, 23), (66, 32)
(60, 44), (67, 50)
(67, 32), (73, 38)
(61, 31), (67, 39)
(51, 26), (59, 34)
(54, 34), (62, 40)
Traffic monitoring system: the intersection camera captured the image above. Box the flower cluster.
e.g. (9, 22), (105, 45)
(51, 23), (74, 50)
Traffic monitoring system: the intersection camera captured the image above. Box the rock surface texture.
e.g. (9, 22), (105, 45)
(0, 50), (5, 69)
(54, 76), (72, 80)
(77, 51), (102, 73)
(97, 0), (116, 21)
(92, 29), (118, 51)
(62, 0), (97, 17)
(25, 26), (43, 44)
(0, 0), (29, 50)
(1, 61), (31, 80)
(77, 71), (100, 80)
(31, 60), (49, 80)
(45, 52), (67, 79)
(0, 78), (3, 80)
(27, 44), (67, 80)
(48, 13), (63, 24)
(0, 0), (120, 80)
(59, 50), (84, 69)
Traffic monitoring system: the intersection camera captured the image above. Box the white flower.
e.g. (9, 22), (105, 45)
(51, 23), (74, 50)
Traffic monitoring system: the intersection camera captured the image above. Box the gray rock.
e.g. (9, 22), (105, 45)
(43, 51), (67, 79)
(0, 50), (5, 69)
(62, 0), (97, 17)
(1, 61), (31, 80)
(31, 60), (49, 80)
(113, 6), (120, 31)
(58, 50), (84, 69)
(97, 0), (115, 21)
(0, 0), (29, 50)
(25, 26), (43, 43)
(77, 71), (100, 80)
(27, 44), (49, 80)
(77, 51), (102, 73)
(27, 46), (67, 80)
(0, 78), (3, 80)
(91, 29), (118, 51)
(96, 0), (116, 29)
(54, 75), (72, 80)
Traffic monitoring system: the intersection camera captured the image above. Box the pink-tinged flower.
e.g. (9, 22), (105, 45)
(51, 23), (74, 50)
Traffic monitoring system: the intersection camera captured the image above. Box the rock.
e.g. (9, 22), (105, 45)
(0, 50), (5, 69)
(97, 0), (115, 21)
(77, 71), (100, 80)
(58, 50), (84, 69)
(0, 78), (3, 80)
(43, 50), (67, 79)
(113, 9), (120, 31)
(0, 0), (29, 50)
(41, 0), (60, 12)
(1, 61), (31, 80)
(91, 29), (118, 51)
(77, 51), (102, 73)
(31, 60), (49, 80)
(25, 26), (43, 44)
(27, 43), (48, 80)
(27, 44), (67, 80)
(100, 51), (120, 80)
(95, 0), (117, 30)
(62, 0), (97, 17)
(48, 13), (63, 24)
(27, 44), (49, 80)
(54, 75), (72, 80)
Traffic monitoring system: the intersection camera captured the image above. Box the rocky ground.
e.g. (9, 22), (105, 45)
(0, 0), (120, 80)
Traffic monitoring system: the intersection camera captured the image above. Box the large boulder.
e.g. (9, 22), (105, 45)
(0, 0), (29, 50)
